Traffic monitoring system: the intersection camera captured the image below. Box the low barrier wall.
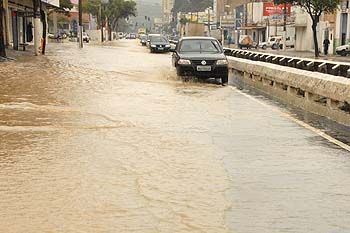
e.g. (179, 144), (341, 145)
(224, 48), (350, 78)
(228, 56), (350, 126)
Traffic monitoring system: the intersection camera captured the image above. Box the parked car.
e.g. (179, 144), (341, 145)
(169, 35), (180, 44)
(259, 36), (294, 49)
(118, 32), (124, 39)
(149, 35), (171, 53)
(140, 35), (147, 46)
(130, 33), (137, 39)
(171, 37), (228, 85)
(238, 35), (257, 49)
(146, 34), (161, 47)
(126, 33), (137, 39)
(336, 44), (350, 56)
(82, 32), (90, 43)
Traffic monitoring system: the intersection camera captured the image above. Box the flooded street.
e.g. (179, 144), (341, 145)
(1, 40), (350, 233)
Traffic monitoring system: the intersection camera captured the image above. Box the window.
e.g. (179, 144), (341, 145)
(180, 39), (221, 53)
(150, 36), (168, 43)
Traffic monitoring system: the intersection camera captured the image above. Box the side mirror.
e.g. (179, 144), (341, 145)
(147, 39), (150, 42)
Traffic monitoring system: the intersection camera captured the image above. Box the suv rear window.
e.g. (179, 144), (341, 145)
(151, 36), (168, 43)
(180, 39), (221, 53)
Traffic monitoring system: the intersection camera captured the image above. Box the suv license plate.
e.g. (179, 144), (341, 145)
(197, 66), (211, 71)
(158, 47), (164, 50)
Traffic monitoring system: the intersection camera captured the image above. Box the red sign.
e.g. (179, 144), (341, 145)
(263, 2), (291, 16)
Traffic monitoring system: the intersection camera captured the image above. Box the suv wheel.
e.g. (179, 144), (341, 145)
(176, 67), (184, 76)
(221, 74), (228, 84)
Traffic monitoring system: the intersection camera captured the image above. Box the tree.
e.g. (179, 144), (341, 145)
(172, 0), (213, 32)
(173, 0), (213, 13)
(0, 0), (6, 58)
(84, 0), (136, 41)
(105, 0), (136, 40)
(275, 0), (339, 57)
(60, 0), (74, 9)
(83, 0), (101, 19)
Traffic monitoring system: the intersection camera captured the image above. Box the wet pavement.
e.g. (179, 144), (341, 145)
(0, 40), (350, 233)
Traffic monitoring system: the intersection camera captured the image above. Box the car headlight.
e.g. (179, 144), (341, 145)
(178, 59), (191, 65)
(165, 44), (171, 47)
(216, 59), (228, 65)
(151, 45), (156, 48)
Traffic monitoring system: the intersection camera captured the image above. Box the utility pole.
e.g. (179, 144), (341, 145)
(0, 0), (6, 57)
(207, 7), (211, 36)
(220, 16), (224, 45)
(244, 2), (247, 34)
(78, 0), (83, 48)
(100, 4), (103, 42)
(283, 1), (287, 51)
(33, 0), (41, 55)
(100, 0), (109, 42)
(40, 4), (46, 54)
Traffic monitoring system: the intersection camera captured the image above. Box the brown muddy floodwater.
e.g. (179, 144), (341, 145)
(0, 40), (350, 233)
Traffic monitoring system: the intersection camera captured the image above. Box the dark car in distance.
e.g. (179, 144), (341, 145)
(171, 37), (228, 84)
(149, 35), (171, 53)
(140, 35), (147, 46)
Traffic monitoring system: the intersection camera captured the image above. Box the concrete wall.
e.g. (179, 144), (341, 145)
(86, 29), (103, 42)
(247, 2), (264, 24)
(228, 56), (350, 126)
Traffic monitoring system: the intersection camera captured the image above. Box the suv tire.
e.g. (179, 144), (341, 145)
(176, 67), (184, 76)
(221, 74), (228, 84)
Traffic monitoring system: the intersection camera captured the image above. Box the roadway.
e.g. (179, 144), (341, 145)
(0, 39), (349, 233)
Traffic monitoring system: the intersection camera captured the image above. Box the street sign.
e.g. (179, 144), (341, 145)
(263, 2), (291, 16)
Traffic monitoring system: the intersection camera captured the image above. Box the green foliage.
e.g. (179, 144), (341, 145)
(60, 0), (74, 9)
(173, 0), (213, 14)
(104, 0), (137, 21)
(83, 0), (136, 20)
(179, 17), (189, 25)
(83, 0), (102, 17)
(83, 0), (136, 32)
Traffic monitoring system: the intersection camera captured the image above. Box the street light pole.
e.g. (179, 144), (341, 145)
(78, 0), (83, 48)
(283, 1), (287, 51)
(100, 0), (109, 42)
(33, 0), (41, 55)
(100, 4), (103, 42)
(207, 7), (211, 36)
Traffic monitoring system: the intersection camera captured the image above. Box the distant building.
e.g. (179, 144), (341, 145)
(162, 0), (174, 24)
(335, 0), (350, 47)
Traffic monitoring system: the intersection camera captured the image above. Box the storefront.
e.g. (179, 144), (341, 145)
(4, 0), (59, 51)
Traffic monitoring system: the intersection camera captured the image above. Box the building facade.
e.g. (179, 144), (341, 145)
(2, 0), (59, 51)
(335, 0), (350, 48)
(162, 0), (174, 24)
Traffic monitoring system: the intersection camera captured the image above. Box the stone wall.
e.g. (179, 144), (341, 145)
(228, 56), (350, 126)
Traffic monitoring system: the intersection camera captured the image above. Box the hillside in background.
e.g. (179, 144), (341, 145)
(173, 0), (213, 14)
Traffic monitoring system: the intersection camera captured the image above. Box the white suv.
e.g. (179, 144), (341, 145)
(259, 36), (294, 49)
